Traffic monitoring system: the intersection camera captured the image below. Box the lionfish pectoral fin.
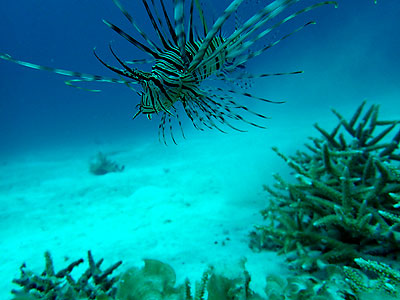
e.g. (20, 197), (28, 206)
(162, 107), (174, 116)
(0, 53), (11, 60)
(0, 53), (134, 90)
(132, 109), (143, 120)
(64, 79), (102, 92)
(194, 0), (208, 36)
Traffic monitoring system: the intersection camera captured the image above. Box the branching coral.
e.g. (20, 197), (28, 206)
(252, 101), (400, 271)
(11, 253), (263, 300)
(343, 257), (400, 298)
(11, 251), (122, 300)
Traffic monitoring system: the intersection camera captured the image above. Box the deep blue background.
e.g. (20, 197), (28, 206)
(0, 0), (399, 155)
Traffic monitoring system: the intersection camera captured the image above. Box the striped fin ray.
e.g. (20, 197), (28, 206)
(185, 97), (228, 132)
(204, 88), (271, 128)
(226, 20), (316, 71)
(107, 43), (148, 81)
(215, 87), (285, 104)
(125, 58), (154, 65)
(183, 88), (263, 133)
(158, 107), (185, 145)
(149, 0), (170, 39)
(111, 0), (160, 51)
(167, 113), (178, 145)
(188, 0), (245, 73)
(173, 0), (186, 60)
(173, 106), (186, 140)
(159, 113), (168, 145)
(194, 0), (208, 36)
(218, 70), (303, 80)
(224, 0), (298, 54)
(194, 0), (298, 72)
(0, 53), (134, 91)
(188, 0), (195, 43)
(181, 90), (223, 132)
(93, 47), (149, 82)
(199, 96), (249, 132)
(159, 0), (178, 44)
(142, 0), (170, 48)
(225, 1), (338, 66)
(102, 19), (159, 58)
(197, 1), (336, 77)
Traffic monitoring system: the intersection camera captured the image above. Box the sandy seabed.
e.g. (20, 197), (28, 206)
(0, 120), (318, 299)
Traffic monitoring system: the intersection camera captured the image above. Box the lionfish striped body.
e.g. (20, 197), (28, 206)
(0, 0), (337, 144)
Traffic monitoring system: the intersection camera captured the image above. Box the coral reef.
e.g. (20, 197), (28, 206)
(343, 257), (400, 298)
(11, 251), (122, 300)
(89, 152), (124, 175)
(252, 101), (400, 272)
(11, 253), (265, 300)
(117, 259), (262, 300)
(264, 265), (355, 300)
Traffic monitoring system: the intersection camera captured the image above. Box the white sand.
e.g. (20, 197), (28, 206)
(2, 98), (398, 299)
(0, 119), (314, 299)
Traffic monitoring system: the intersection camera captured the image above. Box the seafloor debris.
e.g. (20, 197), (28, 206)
(89, 152), (124, 175)
(11, 251), (122, 300)
(252, 101), (400, 272)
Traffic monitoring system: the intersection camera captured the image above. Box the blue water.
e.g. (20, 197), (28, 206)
(0, 1), (399, 298)
(0, 0), (398, 155)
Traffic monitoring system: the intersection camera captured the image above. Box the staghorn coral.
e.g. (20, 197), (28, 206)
(11, 251), (122, 300)
(11, 252), (265, 300)
(13, 252), (383, 300)
(343, 257), (400, 299)
(252, 101), (400, 271)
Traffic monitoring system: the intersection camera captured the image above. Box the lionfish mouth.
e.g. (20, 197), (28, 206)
(0, 0), (338, 145)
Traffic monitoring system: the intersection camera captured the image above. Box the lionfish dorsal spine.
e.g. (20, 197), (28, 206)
(142, 0), (171, 49)
(112, 0), (161, 52)
(188, 0), (244, 73)
(173, 0), (187, 60)
(159, 0), (179, 44)
(102, 19), (159, 58)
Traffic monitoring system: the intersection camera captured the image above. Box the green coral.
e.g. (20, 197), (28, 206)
(117, 259), (262, 300)
(116, 259), (181, 300)
(265, 265), (355, 300)
(12, 253), (265, 300)
(344, 257), (400, 298)
(11, 251), (122, 300)
(253, 101), (400, 271)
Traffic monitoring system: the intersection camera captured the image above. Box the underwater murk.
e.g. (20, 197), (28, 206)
(0, 0), (400, 300)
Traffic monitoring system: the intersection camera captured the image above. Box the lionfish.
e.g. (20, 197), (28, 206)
(0, 0), (337, 144)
